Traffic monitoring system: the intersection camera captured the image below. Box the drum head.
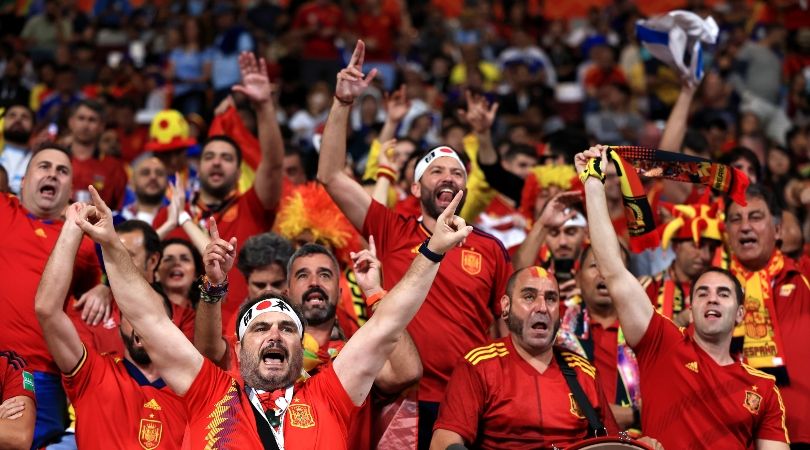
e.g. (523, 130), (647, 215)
(565, 437), (653, 450)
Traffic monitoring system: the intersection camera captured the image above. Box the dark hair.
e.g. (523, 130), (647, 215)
(545, 128), (589, 163)
(578, 243), (630, 270)
(503, 143), (538, 162)
(71, 99), (104, 118)
(1, 102), (34, 119)
(203, 134), (243, 165)
(286, 244), (340, 283)
(690, 267), (745, 306)
(724, 183), (782, 224)
(719, 146), (762, 181)
(682, 129), (709, 154)
(237, 233), (295, 279)
(116, 220), (162, 258)
(159, 238), (204, 307)
(31, 141), (72, 159)
(234, 292), (306, 341)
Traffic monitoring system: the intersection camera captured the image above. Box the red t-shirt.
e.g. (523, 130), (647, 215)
(434, 337), (618, 448)
(117, 126), (149, 163)
(0, 194), (102, 373)
(71, 155), (129, 210)
(291, 2), (343, 60)
(634, 312), (789, 447)
(183, 358), (357, 449)
(153, 187), (276, 338)
(590, 321), (619, 404)
(362, 199), (512, 402)
(354, 11), (399, 62)
(63, 346), (187, 450)
(0, 351), (36, 403)
(770, 261), (810, 443)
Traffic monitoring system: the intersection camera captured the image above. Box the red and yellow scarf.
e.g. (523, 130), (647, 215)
(730, 251), (787, 371)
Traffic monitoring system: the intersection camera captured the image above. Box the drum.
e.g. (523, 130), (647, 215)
(565, 437), (654, 450)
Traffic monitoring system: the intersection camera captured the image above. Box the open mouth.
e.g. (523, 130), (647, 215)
(596, 282), (610, 296)
(304, 288), (327, 307)
(40, 185), (56, 198)
(168, 269), (185, 281)
(530, 319), (549, 332)
(261, 347), (287, 368)
(704, 309), (722, 321)
(738, 237), (757, 249)
(436, 187), (456, 204)
(208, 171), (225, 183)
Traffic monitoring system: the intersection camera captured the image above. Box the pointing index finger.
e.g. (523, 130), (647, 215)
(441, 190), (464, 219)
(209, 217), (220, 241)
(349, 40), (365, 68)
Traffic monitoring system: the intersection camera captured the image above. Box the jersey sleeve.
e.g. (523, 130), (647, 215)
(239, 186), (276, 227)
(433, 360), (485, 444)
(309, 365), (357, 428)
(0, 351), (36, 402)
(632, 311), (682, 367)
(755, 384), (790, 443)
(62, 346), (105, 402)
(183, 358), (238, 419)
(362, 199), (401, 254)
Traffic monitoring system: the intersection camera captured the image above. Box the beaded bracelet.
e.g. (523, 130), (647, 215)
(199, 275), (229, 304)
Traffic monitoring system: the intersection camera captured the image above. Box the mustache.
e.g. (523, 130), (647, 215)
(302, 286), (328, 301)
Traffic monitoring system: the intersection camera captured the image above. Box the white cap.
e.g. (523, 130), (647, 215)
(414, 146), (467, 183)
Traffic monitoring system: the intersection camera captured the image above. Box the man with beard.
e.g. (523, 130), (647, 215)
(75, 183), (471, 450)
(35, 204), (187, 449)
(578, 145), (789, 449)
(318, 41), (512, 448)
(153, 52), (285, 338)
(0, 103), (34, 195)
(0, 143), (110, 448)
(726, 183), (810, 446)
(431, 265), (619, 449)
(67, 100), (129, 210)
(119, 155), (169, 225)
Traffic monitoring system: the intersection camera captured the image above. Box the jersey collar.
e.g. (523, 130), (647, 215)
(123, 359), (167, 389)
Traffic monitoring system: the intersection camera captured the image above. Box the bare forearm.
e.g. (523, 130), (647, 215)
(0, 421), (33, 450)
(584, 180), (625, 278)
(35, 226), (82, 315)
(659, 86), (695, 152)
(379, 118), (398, 143)
(181, 221), (211, 255)
(513, 222), (547, 269)
(476, 130), (497, 165)
(193, 299), (228, 365)
(375, 331), (422, 394)
(370, 254), (439, 334)
(100, 241), (166, 324)
(316, 101), (352, 185)
(255, 102), (284, 209)
(371, 176), (392, 206)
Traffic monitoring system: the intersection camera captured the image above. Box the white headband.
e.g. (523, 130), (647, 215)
(562, 210), (587, 228)
(237, 298), (304, 341)
(414, 146), (467, 182)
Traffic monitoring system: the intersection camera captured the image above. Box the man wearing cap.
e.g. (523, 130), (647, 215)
(153, 52), (285, 337)
(640, 203), (724, 326)
(726, 183), (810, 445)
(431, 265), (620, 449)
(318, 41), (513, 448)
(75, 176), (472, 449)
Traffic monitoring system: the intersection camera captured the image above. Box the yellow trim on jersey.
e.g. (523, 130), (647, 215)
(741, 363), (777, 381)
(466, 344), (509, 366)
(561, 351), (597, 379)
(772, 385), (790, 444)
(65, 345), (88, 378)
(464, 343), (506, 361)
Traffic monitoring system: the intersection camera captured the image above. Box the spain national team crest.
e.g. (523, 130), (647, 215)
(461, 250), (482, 275)
(288, 403), (316, 428)
(138, 419), (163, 449)
(568, 394), (585, 419)
(744, 390), (762, 415)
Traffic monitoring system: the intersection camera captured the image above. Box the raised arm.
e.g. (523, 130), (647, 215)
(659, 80), (698, 204)
(316, 40), (377, 230)
(232, 52), (284, 210)
(459, 90), (499, 167)
(512, 191), (581, 269)
(34, 203), (90, 373)
(77, 186), (204, 395)
(370, 139), (400, 205)
(333, 192), (471, 405)
(577, 146), (653, 347)
(193, 218), (237, 367)
(349, 237), (422, 394)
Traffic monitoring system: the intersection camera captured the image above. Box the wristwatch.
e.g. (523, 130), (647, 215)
(418, 238), (444, 263)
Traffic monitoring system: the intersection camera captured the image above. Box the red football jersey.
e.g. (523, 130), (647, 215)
(634, 312), (789, 448)
(770, 262), (810, 443)
(153, 187), (276, 338)
(184, 358), (357, 449)
(434, 337), (618, 448)
(589, 321), (619, 404)
(0, 350), (36, 403)
(0, 194), (102, 373)
(363, 199), (512, 402)
(72, 155), (129, 210)
(62, 346), (187, 450)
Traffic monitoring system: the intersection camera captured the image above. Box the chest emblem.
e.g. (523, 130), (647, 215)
(34, 228), (47, 238)
(778, 284), (795, 297)
(222, 205), (239, 223)
(685, 361), (699, 373)
(138, 418), (163, 449)
(568, 393), (585, 419)
(143, 399), (161, 411)
(743, 390), (762, 415)
(460, 250), (482, 275)
(288, 403), (316, 429)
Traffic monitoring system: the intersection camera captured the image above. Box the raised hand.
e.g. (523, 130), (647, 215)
(232, 51), (273, 105)
(428, 191), (473, 255)
(377, 138), (400, 171)
(0, 397), (25, 420)
(75, 185), (117, 246)
(536, 191), (583, 229)
(574, 144), (608, 175)
(203, 218), (237, 285)
(165, 174), (186, 227)
(458, 90), (499, 134)
(334, 40), (378, 105)
(350, 235), (382, 294)
(383, 85), (410, 123)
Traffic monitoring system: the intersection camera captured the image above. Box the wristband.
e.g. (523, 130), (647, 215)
(376, 165), (397, 183)
(178, 211), (191, 226)
(334, 94), (354, 106)
(579, 157), (606, 185)
(418, 239), (444, 263)
(199, 275), (229, 304)
(365, 289), (388, 308)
